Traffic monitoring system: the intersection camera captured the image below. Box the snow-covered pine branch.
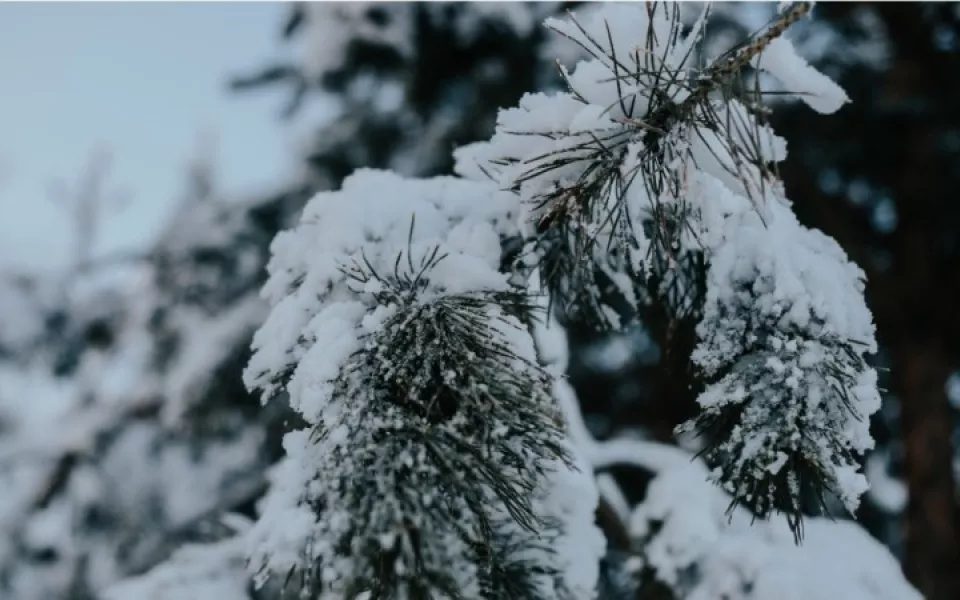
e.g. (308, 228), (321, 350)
(243, 171), (603, 598)
(455, 1), (875, 539)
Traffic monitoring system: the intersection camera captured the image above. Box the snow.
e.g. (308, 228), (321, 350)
(693, 180), (876, 370)
(246, 170), (521, 406)
(103, 536), (250, 600)
(456, 4), (805, 327)
(245, 440), (320, 585)
(630, 460), (922, 600)
(752, 36), (850, 114)
(689, 170), (880, 513)
(244, 168), (604, 596)
(528, 441), (607, 598)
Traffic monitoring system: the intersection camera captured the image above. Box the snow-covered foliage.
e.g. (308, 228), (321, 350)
(227, 2), (916, 599)
(2, 3), (928, 600)
(629, 458), (922, 600)
(244, 171), (605, 598)
(686, 194), (879, 531)
(453, 1), (878, 533)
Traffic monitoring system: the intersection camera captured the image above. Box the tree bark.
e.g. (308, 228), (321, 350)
(896, 339), (960, 600)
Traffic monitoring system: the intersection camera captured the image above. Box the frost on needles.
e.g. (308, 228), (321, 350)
(243, 1), (881, 598)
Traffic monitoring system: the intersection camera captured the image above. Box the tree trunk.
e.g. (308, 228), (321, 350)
(896, 339), (960, 600)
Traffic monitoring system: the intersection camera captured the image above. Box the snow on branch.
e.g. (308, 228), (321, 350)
(232, 1), (891, 597)
(452, 0), (881, 541)
(629, 459), (922, 600)
(244, 170), (603, 598)
(681, 191), (879, 537)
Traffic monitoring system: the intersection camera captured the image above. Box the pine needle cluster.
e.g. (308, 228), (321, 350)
(453, 1), (876, 542)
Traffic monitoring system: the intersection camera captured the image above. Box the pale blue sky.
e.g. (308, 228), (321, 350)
(0, 2), (304, 272)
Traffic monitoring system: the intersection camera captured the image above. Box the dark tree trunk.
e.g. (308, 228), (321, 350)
(895, 339), (960, 600)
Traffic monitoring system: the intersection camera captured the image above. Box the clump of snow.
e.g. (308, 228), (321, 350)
(521, 441), (607, 598)
(687, 170), (880, 515)
(630, 460), (922, 600)
(245, 434), (321, 584)
(752, 36), (850, 115)
(246, 170), (521, 412)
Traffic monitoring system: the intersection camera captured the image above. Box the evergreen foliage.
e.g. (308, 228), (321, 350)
(454, 1), (876, 535)
(235, 2), (893, 598)
(242, 170), (605, 599)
